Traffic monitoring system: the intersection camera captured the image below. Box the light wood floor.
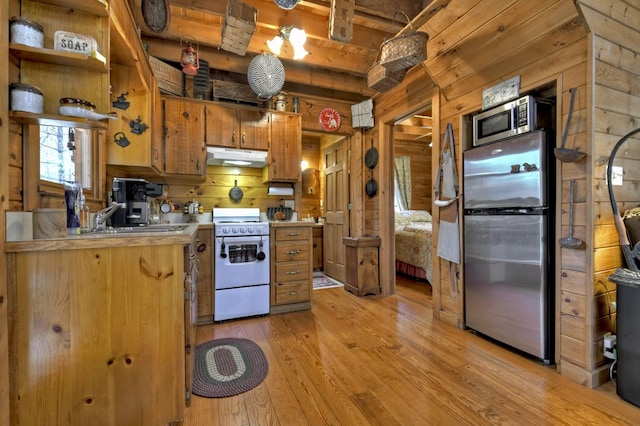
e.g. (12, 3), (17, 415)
(185, 276), (640, 425)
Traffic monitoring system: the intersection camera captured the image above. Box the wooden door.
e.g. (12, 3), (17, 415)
(204, 103), (239, 147)
(323, 139), (349, 282)
(239, 109), (270, 150)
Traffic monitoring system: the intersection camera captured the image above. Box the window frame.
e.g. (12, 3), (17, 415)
(23, 123), (106, 210)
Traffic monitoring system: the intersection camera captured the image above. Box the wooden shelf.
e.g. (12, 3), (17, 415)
(9, 111), (109, 130)
(9, 44), (108, 72)
(32, 0), (109, 16)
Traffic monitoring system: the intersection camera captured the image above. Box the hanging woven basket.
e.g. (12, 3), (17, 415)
(247, 53), (285, 100)
(380, 11), (429, 72)
(367, 56), (407, 93)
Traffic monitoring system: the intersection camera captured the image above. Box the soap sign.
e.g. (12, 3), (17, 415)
(54, 31), (97, 56)
(318, 107), (341, 132)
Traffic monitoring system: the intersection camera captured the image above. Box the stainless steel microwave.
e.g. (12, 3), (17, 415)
(472, 95), (551, 146)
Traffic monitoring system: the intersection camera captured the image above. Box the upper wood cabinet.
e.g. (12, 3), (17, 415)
(266, 112), (302, 182)
(108, 64), (161, 175)
(205, 103), (270, 150)
(162, 98), (207, 179)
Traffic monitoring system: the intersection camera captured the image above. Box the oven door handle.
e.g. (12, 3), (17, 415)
(220, 237), (227, 258)
(256, 237), (266, 261)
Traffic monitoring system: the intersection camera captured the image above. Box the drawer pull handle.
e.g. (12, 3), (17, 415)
(286, 270), (301, 275)
(286, 232), (300, 236)
(287, 291), (299, 296)
(286, 249), (302, 255)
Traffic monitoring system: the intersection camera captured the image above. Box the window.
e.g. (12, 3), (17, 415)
(40, 125), (93, 190)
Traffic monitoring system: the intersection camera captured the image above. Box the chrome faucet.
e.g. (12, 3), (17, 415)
(95, 202), (126, 229)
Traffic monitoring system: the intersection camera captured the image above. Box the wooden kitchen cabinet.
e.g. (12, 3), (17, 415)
(163, 97), (207, 179)
(10, 0), (110, 125)
(108, 64), (161, 176)
(343, 236), (381, 296)
(313, 225), (324, 271)
(6, 243), (186, 425)
(270, 224), (313, 314)
(184, 232), (201, 406)
(107, 0), (172, 180)
(195, 227), (214, 324)
(205, 103), (270, 150)
(264, 111), (302, 182)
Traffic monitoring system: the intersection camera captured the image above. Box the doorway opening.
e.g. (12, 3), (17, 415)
(392, 105), (434, 299)
(301, 131), (348, 282)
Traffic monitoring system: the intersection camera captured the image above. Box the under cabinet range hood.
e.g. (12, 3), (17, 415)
(206, 147), (268, 168)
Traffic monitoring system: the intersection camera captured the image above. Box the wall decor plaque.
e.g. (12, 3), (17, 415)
(318, 107), (341, 132)
(482, 75), (520, 110)
(54, 31), (97, 56)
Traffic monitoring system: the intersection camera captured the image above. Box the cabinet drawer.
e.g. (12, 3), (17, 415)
(274, 281), (310, 304)
(275, 227), (311, 242)
(274, 242), (310, 262)
(275, 261), (309, 283)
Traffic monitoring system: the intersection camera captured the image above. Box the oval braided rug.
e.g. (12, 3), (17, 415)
(192, 338), (268, 398)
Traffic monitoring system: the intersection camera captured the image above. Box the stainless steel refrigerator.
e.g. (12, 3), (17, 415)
(463, 129), (553, 363)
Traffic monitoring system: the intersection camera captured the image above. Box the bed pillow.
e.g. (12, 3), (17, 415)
(395, 210), (432, 227)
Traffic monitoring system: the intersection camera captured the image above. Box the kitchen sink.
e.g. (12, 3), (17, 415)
(87, 225), (190, 234)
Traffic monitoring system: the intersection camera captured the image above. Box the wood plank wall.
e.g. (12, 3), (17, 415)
(427, 0), (594, 383)
(368, 0), (637, 388)
(575, 0), (640, 386)
(1, 1), (17, 424)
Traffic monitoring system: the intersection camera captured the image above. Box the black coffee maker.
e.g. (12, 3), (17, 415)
(109, 178), (163, 227)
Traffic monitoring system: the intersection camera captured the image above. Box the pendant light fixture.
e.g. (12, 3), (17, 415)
(179, 36), (200, 75)
(267, 25), (308, 60)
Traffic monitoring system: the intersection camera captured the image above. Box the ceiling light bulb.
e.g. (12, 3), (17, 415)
(289, 28), (306, 46)
(292, 45), (308, 60)
(267, 36), (283, 55)
(289, 28), (308, 60)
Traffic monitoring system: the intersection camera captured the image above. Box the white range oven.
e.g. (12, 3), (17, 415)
(213, 208), (270, 321)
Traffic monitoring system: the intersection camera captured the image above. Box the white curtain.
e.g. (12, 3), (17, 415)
(394, 156), (412, 211)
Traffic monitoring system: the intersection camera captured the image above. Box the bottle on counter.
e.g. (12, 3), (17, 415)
(64, 182), (81, 234)
(80, 195), (91, 232)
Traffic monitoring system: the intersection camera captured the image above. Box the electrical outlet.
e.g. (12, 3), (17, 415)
(604, 333), (617, 360)
(612, 166), (623, 186)
(284, 200), (294, 209)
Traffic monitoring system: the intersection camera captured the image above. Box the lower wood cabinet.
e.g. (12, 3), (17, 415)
(7, 244), (187, 425)
(195, 227), (214, 324)
(313, 225), (323, 271)
(270, 224), (313, 314)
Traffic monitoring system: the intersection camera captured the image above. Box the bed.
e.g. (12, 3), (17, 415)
(395, 210), (433, 283)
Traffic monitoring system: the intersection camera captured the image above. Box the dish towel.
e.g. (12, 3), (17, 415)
(436, 123), (461, 265)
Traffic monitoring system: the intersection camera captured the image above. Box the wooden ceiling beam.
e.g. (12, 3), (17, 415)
(149, 11), (377, 75)
(163, 0), (390, 48)
(143, 37), (374, 100)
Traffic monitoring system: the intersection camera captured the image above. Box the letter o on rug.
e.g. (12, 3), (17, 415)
(192, 337), (269, 398)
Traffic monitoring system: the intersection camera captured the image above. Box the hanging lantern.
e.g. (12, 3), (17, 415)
(180, 37), (200, 75)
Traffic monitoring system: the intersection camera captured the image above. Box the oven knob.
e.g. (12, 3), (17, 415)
(222, 228), (229, 234)
(240, 226), (246, 233)
(248, 226), (254, 233)
(232, 227), (238, 234)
